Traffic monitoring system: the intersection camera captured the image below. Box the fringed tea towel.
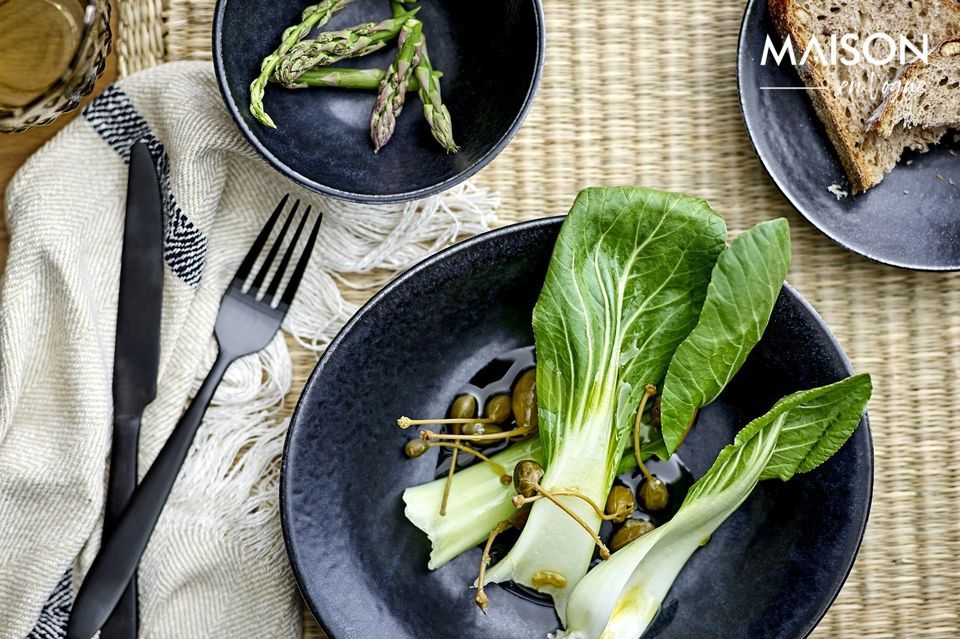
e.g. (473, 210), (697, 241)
(0, 60), (498, 639)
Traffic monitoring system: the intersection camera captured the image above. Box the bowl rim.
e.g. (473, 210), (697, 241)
(212, 0), (546, 204)
(280, 216), (874, 639)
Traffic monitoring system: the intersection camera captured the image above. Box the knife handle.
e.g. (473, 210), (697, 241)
(67, 351), (234, 639)
(101, 415), (141, 639)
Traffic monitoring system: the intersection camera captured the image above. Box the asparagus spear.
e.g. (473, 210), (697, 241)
(414, 36), (458, 153)
(249, 0), (353, 128)
(274, 10), (419, 87)
(370, 18), (423, 152)
(276, 67), (436, 90)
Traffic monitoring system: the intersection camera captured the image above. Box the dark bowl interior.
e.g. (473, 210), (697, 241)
(281, 218), (873, 639)
(213, 0), (544, 202)
(738, 0), (960, 270)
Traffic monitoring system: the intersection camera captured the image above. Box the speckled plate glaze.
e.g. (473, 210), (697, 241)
(738, 0), (960, 270)
(213, 0), (544, 203)
(281, 218), (873, 639)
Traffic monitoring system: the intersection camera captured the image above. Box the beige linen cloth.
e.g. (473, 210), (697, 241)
(0, 60), (498, 638)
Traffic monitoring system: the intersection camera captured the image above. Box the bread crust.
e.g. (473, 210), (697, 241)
(865, 37), (960, 136)
(767, 0), (960, 192)
(768, 0), (874, 191)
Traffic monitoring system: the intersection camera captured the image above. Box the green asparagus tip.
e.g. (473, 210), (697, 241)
(250, 106), (277, 128)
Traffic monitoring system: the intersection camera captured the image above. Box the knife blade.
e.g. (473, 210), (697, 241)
(100, 141), (164, 639)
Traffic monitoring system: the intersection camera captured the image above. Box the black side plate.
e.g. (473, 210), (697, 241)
(738, 0), (960, 270)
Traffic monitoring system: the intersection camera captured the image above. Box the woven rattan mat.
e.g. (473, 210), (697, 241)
(117, 1), (960, 637)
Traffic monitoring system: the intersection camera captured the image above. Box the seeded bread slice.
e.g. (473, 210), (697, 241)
(866, 38), (960, 137)
(768, 0), (960, 192)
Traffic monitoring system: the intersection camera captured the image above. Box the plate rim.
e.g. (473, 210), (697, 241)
(212, 0), (547, 204)
(280, 216), (874, 639)
(735, 0), (960, 272)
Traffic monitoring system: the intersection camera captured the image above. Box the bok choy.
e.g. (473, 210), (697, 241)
(403, 438), (541, 569)
(481, 187), (727, 616)
(559, 374), (872, 639)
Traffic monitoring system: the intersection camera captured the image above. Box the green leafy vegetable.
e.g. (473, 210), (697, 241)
(403, 438), (661, 571)
(402, 438), (540, 569)
(660, 218), (792, 454)
(482, 187), (727, 617)
(559, 373), (872, 639)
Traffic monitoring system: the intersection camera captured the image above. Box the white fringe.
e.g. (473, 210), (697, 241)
(173, 183), (499, 559)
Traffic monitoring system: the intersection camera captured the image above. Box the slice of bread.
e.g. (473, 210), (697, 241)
(866, 38), (960, 137)
(769, 0), (960, 192)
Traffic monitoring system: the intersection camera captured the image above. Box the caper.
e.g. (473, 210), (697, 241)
(509, 503), (531, 529)
(513, 369), (538, 430)
(639, 476), (669, 511)
(450, 394), (478, 418)
(485, 394), (513, 423)
(513, 459), (544, 498)
(404, 439), (430, 458)
(650, 396), (661, 429)
(449, 394), (477, 435)
(610, 519), (656, 552)
(462, 422), (504, 437)
(605, 485), (636, 523)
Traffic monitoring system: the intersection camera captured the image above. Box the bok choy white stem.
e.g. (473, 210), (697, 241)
(402, 438), (540, 569)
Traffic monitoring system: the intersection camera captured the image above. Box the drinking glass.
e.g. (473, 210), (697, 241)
(0, 0), (111, 132)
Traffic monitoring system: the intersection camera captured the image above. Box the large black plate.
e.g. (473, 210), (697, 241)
(213, 0), (544, 203)
(738, 0), (960, 270)
(281, 218), (873, 638)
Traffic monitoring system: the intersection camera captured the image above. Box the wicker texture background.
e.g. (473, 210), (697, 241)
(121, 1), (960, 637)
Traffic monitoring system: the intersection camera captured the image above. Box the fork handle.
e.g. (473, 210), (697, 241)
(67, 351), (235, 639)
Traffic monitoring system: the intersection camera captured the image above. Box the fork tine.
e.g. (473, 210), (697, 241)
(278, 209), (323, 309)
(249, 199), (299, 294)
(234, 194), (290, 285)
(264, 206), (311, 301)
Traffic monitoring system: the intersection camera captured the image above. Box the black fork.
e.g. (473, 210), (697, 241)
(67, 196), (322, 639)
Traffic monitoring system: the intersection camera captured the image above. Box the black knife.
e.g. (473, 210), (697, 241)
(99, 141), (165, 639)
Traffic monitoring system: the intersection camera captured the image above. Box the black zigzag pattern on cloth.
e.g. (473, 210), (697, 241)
(26, 569), (71, 639)
(82, 84), (207, 287)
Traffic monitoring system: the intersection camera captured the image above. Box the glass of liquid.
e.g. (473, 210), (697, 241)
(0, 0), (111, 132)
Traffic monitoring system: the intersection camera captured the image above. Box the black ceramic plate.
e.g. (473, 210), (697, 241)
(738, 0), (960, 270)
(213, 0), (544, 203)
(281, 218), (873, 638)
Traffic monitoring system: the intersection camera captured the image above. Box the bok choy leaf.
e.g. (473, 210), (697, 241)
(482, 187), (727, 616)
(559, 373), (872, 639)
(660, 218), (792, 454)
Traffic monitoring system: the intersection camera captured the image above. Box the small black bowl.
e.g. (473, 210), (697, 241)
(738, 0), (960, 270)
(281, 218), (873, 639)
(213, 0), (544, 203)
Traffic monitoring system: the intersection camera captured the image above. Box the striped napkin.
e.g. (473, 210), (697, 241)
(0, 60), (498, 638)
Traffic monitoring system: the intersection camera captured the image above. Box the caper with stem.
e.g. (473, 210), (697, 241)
(397, 392), (515, 431)
(510, 459), (611, 560)
(605, 485), (636, 523)
(610, 519), (656, 552)
(512, 459), (544, 498)
(631, 384), (669, 511)
(404, 439), (430, 458)
(402, 438), (509, 479)
(474, 501), (533, 612)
